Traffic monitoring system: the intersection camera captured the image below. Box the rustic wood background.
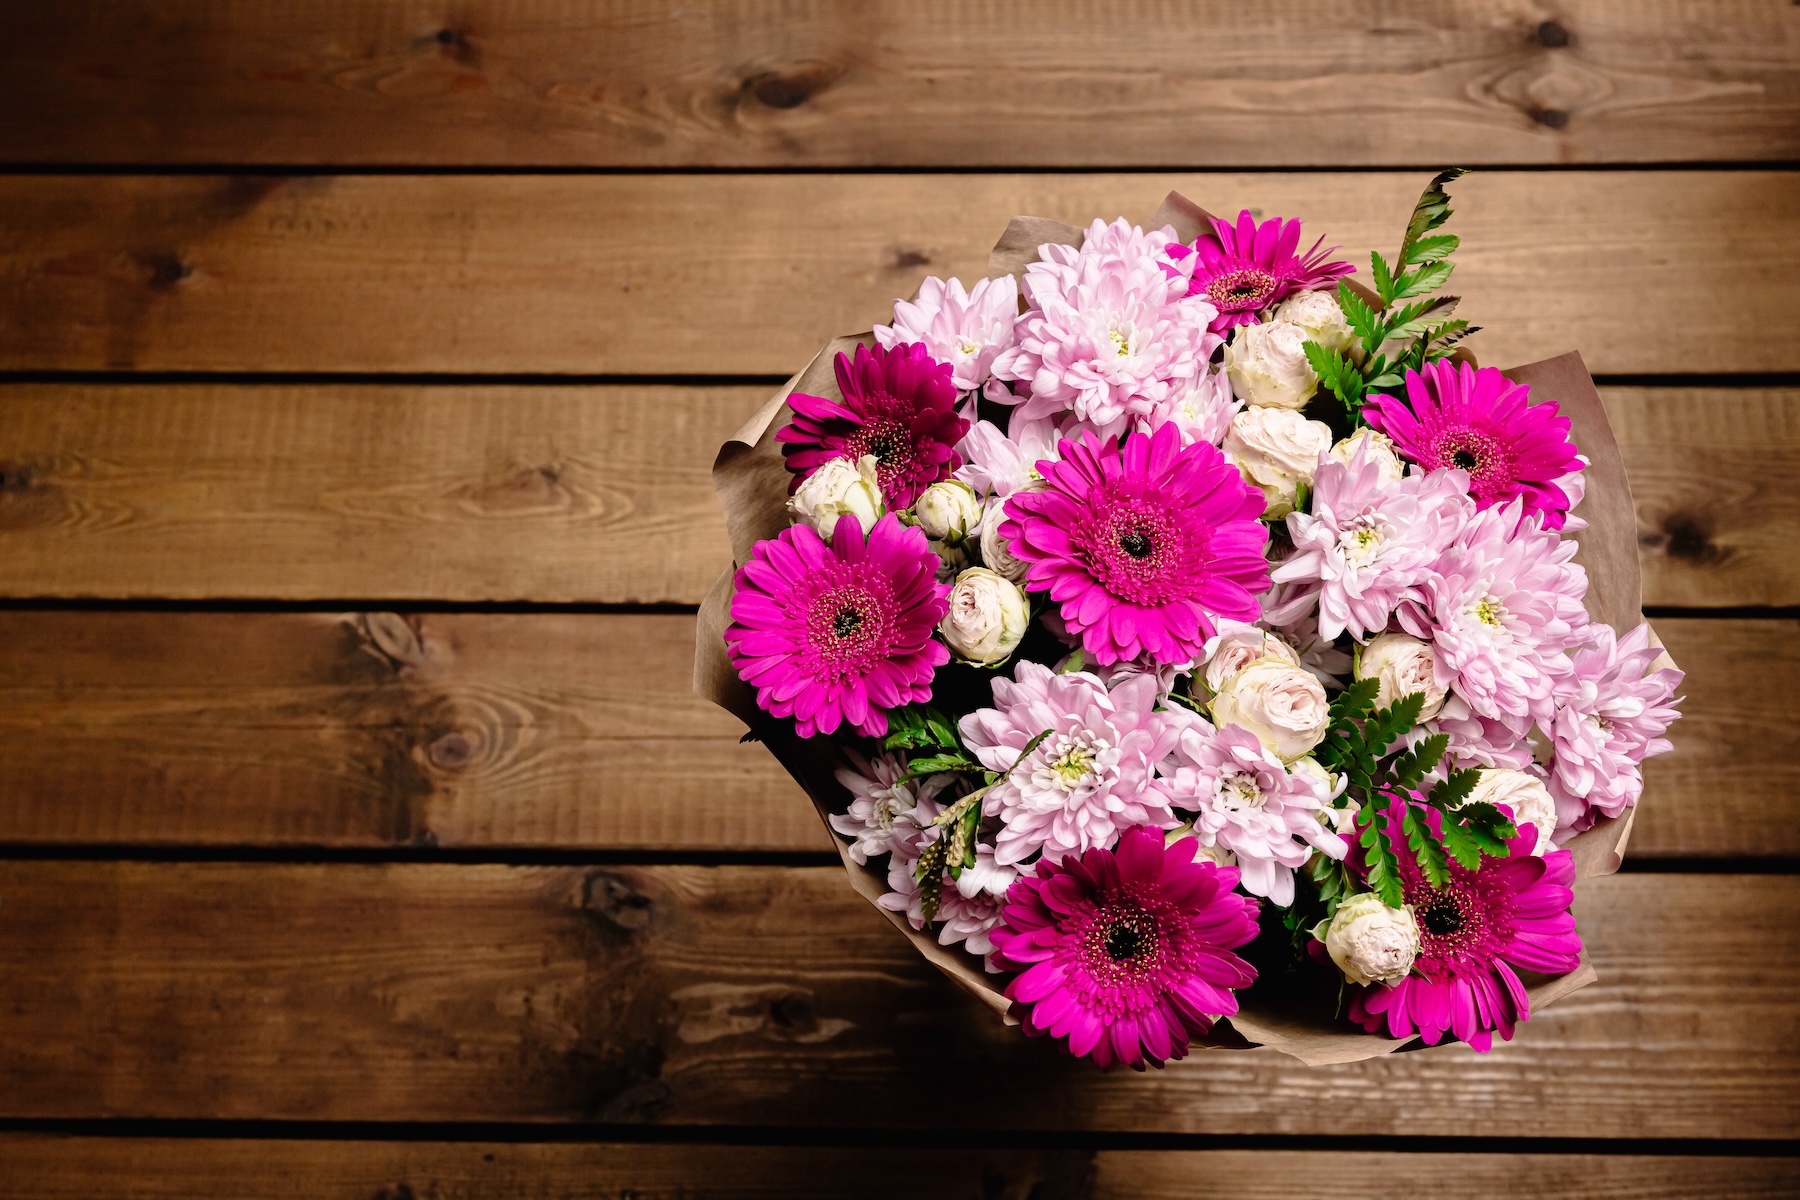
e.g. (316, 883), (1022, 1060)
(2, 2), (1798, 1195)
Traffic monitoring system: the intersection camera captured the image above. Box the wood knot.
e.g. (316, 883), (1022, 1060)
(769, 991), (817, 1032)
(1536, 20), (1570, 48)
(427, 731), (473, 770)
(143, 252), (191, 290)
(743, 63), (837, 110)
(374, 1186), (416, 1200)
(355, 612), (428, 672)
(1645, 513), (1728, 566)
(582, 872), (652, 931)
(0, 463), (35, 491)
(889, 247), (932, 270)
(1533, 107), (1570, 129)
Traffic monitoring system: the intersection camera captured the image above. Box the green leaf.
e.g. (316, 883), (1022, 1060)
(1381, 294), (1460, 345)
(913, 836), (948, 922)
(1426, 766), (1482, 812)
(1336, 280), (1383, 347)
(1390, 731), (1447, 791)
(895, 751), (981, 783)
(999, 728), (1057, 783)
(1370, 252), (1397, 307)
(1057, 649), (1086, 674)
(1402, 806), (1450, 889)
(1364, 691), (1426, 758)
(1303, 340), (1365, 416)
(1329, 676), (1381, 725)
(1387, 259), (1455, 301)
(923, 706), (961, 749)
(1399, 168), (1469, 265)
(1404, 233), (1459, 265)
(1358, 806), (1404, 909)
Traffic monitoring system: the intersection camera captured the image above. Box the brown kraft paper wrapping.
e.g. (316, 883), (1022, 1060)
(695, 192), (1671, 1064)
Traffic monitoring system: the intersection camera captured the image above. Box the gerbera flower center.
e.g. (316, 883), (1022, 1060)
(804, 581), (897, 680)
(1422, 901), (1464, 936)
(1081, 902), (1164, 986)
(1203, 266), (1277, 313)
(844, 413), (918, 477)
(1119, 530), (1153, 559)
(1428, 426), (1517, 498)
(832, 607), (864, 638)
(1104, 921), (1145, 962)
(1076, 492), (1194, 605)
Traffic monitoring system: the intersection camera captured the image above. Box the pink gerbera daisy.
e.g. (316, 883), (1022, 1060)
(1166, 210), (1355, 332)
(1001, 422), (1270, 666)
(1348, 802), (1583, 1052)
(777, 342), (969, 509)
(989, 826), (1261, 1071)
(724, 514), (949, 739)
(1363, 360), (1584, 531)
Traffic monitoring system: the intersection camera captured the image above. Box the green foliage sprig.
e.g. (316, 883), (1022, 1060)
(1303, 168), (1480, 422)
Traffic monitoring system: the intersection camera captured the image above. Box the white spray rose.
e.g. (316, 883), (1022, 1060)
(1465, 768), (1558, 855)
(1222, 407), (1334, 519)
(1356, 631), (1448, 722)
(786, 454), (885, 540)
(1324, 893), (1420, 986)
(977, 499), (1030, 584)
(1166, 823), (1237, 867)
(912, 479), (982, 545)
(1273, 289), (1354, 354)
(1224, 320), (1319, 410)
(939, 567), (1029, 666)
(1198, 624), (1302, 695)
(1329, 428), (1406, 488)
(1210, 659), (1331, 761)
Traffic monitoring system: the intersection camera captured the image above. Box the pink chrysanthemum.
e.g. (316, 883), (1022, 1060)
(725, 514), (949, 739)
(1363, 360), (1585, 531)
(1166, 210), (1355, 332)
(1546, 623), (1684, 833)
(1001, 423), (1271, 666)
(1158, 717), (1348, 905)
(873, 274), (1020, 395)
(953, 415), (1063, 501)
(960, 661), (1181, 867)
(828, 750), (955, 865)
(1398, 498), (1589, 730)
(991, 219), (1222, 440)
(1349, 803), (1583, 1052)
(1272, 439), (1474, 641)
(880, 846), (1013, 958)
(777, 342), (969, 509)
(989, 826), (1261, 1071)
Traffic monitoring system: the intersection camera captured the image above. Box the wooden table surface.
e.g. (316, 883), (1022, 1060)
(2, 3), (1798, 1196)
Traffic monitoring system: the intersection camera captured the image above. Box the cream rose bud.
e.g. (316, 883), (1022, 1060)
(785, 454), (884, 540)
(1222, 407), (1334, 519)
(1324, 893), (1420, 986)
(939, 567), (1028, 666)
(977, 500), (1031, 584)
(912, 479), (982, 544)
(1329, 428), (1406, 489)
(1199, 625), (1301, 694)
(1273, 289), (1354, 354)
(1166, 824), (1237, 867)
(1465, 768), (1558, 855)
(1210, 660), (1331, 761)
(1355, 631), (1448, 721)
(1223, 320), (1319, 410)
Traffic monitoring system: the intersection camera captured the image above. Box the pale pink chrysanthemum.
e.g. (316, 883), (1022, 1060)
(1272, 442), (1475, 641)
(874, 275), (1020, 395)
(1002, 424), (1270, 667)
(991, 219), (1222, 439)
(1257, 582), (1355, 685)
(1158, 715), (1347, 905)
(1398, 499), (1589, 730)
(988, 826), (1261, 1070)
(1143, 366), (1240, 448)
(1363, 360), (1585, 532)
(879, 848), (1009, 959)
(960, 661), (1182, 867)
(1545, 622), (1684, 833)
(1419, 693), (1536, 773)
(1166, 210), (1355, 333)
(827, 750), (955, 865)
(953, 415), (1063, 501)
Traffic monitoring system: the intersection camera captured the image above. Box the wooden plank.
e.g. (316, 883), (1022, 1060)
(1, 2), (1795, 167)
(3, 384), (1796, 607)
(2, 171), (1795, 375)
(0, 865), (1792, 1136)
(0, 613), (1780, 858)
(4, 1139), (1796, 1200)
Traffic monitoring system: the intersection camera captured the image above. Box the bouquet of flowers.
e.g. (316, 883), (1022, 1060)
(696, 171), (1683, 1068)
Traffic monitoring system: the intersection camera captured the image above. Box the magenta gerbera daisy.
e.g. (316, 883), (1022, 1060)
(776, 342), (969, 509)
(1000, 422), (1270, 666)
(1363, 359), (1585, 531)
(1348, 802), (1583, 1052)
(724, 514), (950, 739)
(1166, 210), (1355, 332)
(989, 826), (1261, 1071)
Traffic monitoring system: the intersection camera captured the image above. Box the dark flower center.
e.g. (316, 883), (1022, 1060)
(1119, 530), (1153, 559)
(1077, 491), (1193, 606)
(844, 414), (918, 485)
(1451, 449), (1478, 470)
(1429, 426), (1516, 500)
(806, 583), (893, 681)
(1104, 922), (1143, 962)
(1205, 266), (1278, 312)
(1422, 903), (1464, 936)
(831, 607), (864, 638)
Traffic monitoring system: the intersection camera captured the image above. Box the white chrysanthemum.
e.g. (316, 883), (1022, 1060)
(827, 750), (953, 866)
(874, 274), (1020, 393)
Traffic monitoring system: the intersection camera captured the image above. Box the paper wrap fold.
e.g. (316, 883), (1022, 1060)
(694, 193), (1668, 1063)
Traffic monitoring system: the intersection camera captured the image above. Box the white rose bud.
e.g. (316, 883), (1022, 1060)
(785, 454), (884, 540)
(1329, 428), (1406, 488)
(1222, 407), (1334, 519)
(1324, 893), (1420, 986)
(912, 479), (982, 545)
(1273, 289), (1354, 354)
(1166, 823), (1237, 867)
(1355, 631), (1448, 722)
(977, 499), (1031, 584)
(1464, 768), (1558, 856)
(1199, 626), (1301, 695)
(1223, 320), (1319, 410)
(1209, 660), (1330, 761)
(939, 567), (1029, 666)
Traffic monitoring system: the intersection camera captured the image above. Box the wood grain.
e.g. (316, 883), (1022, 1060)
(3, 384), (1795, 607)
(1, 2), (1795, 167)
(0, 612), (1778, 857)
(0, 864), (1792, 1136)
(2, 171), (1795, 375)
(3, 1139), (1795, 1200)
